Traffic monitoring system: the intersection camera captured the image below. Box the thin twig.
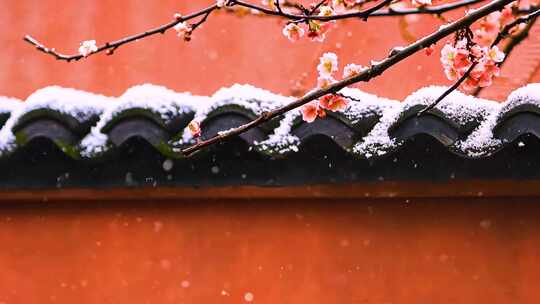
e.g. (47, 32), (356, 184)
(336, 92), (364, 102)
(233, 0), (483, 21)
(230, 0), (394, 21)
(309, 0), (329, 15)
(24, 0), (484, 61)
(493, 7), (540, 44)
(182, 0), (516, 156)
(275, 0), (284, 14)
(373, 0), (483, 16)
(24, 5), (218, 62)
(191, 8), (215, 31)
(418, 7), (539, 115)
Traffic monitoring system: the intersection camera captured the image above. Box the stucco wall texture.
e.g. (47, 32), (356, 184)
(1, 198), (540, 303)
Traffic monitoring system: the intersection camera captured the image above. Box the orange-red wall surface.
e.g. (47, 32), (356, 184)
(1, 0), (519, 101)
(1, 197), (540, 304)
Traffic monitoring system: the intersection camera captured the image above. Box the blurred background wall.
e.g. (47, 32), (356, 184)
(3, 0), (531, 101)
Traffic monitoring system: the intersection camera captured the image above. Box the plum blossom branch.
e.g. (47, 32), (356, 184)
(419, 6), (539, 115)
(472, 18), (536, 96)
(24, 0), (485, 61)
(229, 0), (485, 18)
(493, 7), (539, 43)
(228, 0), (393, 21)
(231, 0), (478, 21)
(373, 0), (484, 15)
(23, 5), (219, 62)
(181, 0), (516, 156)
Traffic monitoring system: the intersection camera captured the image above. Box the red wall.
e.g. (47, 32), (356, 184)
(0, 0), (510, 101)
(2, 2), (540, 303)
(1, 198), (540, 303)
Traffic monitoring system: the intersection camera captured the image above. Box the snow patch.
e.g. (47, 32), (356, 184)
(0, 96), (22, 114)
(176, 84), (294, 147)
(0, 83), (537, 158)
(354, 86), (501, 158)
(255, 109), (301, 154)
(0, 86), (109, 154)
(80, 84), (205, 157)
(499, 83), (540, 118)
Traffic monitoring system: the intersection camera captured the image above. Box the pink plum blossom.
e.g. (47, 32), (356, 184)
(282, 23), (305, 42)
(317, 52), (339, 77)
(174, 22), (192, 39)
(78, 40), (98, 57)
(319, 94), (348, 112)
(487, 46), (505, 62)
(301, 101), (326, 123)
(440, 39), (505, 91)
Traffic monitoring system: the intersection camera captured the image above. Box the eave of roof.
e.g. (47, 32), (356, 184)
(0, 83), (538, 190)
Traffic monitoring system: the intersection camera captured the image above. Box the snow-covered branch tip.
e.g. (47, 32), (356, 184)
(24, 0), (485, 61)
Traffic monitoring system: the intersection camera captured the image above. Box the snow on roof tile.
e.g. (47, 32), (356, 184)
(0, 83), (538, 159)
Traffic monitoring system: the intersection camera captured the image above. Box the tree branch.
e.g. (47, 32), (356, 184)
(418, 6), (540, 115)
(23, 5), (219, 62)
(231, 0), (482, 21)
(24, 0), (484, 61)
(371, 0), (484, 16)
(229, 0), (394, 21)
(182, 0), (516, 156)
(472, 18), (536, 96)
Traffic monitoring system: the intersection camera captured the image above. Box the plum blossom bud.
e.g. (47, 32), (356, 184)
(317, 52), (338, 77)
(343, 63), (367, 78)
(282, 23), (305, 42)
(188, 120), (201, 138)
(174, 22), (192, 39)
(424, 45), (435, 56)
(216, 0), (227, 8)
(78, 40), (98, 57)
